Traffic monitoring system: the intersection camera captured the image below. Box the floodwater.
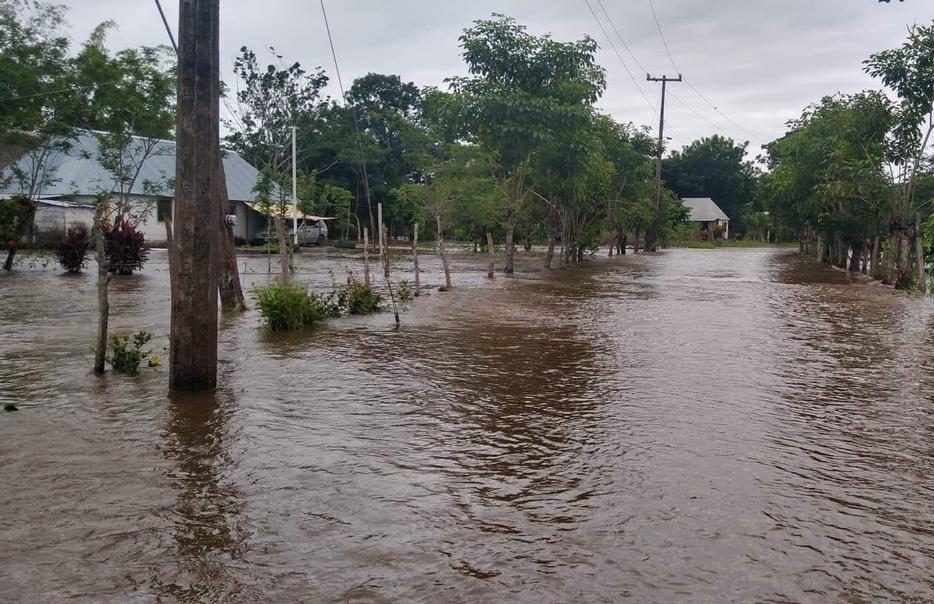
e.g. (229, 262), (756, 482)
(2, 247), (934, 603)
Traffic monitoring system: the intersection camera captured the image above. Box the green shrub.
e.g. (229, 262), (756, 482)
(397, 280), (414, 302)
(338, 278), (382, 315)
(252, 282), (328, 330)
(108, 331), (153, 375)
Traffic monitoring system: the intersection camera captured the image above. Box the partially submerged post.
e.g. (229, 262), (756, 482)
(93, 199), (111, 375)
(377, 202), (385, 274)
(486, 232), (494, 279)
(382, 224), (391, 279)
(412, 222), (420, 296)
(362, 227), (371, 288)
(170, 0), (220, 390)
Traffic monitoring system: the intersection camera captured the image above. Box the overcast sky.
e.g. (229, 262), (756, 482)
(63, 1), (931, 158)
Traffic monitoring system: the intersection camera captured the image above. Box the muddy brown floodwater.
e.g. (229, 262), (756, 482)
(2, 247), (934, 603)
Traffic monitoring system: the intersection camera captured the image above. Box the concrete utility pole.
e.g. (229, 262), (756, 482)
(646, 73), (681, 251)
(170, 0), (220, 390)
(292, 126), (299, 246)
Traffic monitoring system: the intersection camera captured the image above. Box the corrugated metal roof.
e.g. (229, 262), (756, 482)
(0, 130), (271, 202)
(682, 197), (730, 222)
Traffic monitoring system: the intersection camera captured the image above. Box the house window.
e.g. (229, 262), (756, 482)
(157, 199), (172, 222)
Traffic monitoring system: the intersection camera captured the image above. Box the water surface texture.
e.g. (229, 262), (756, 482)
(2, 248), (933, 603)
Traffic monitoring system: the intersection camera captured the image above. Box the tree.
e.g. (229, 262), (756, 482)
(865, 22), (934, 289)
(453, 14), (606, 273)
(764, 92), (893, 275)
(0, 0), (75, 270)
(662, 135), (759, 232)
(226, 46), (330, 280)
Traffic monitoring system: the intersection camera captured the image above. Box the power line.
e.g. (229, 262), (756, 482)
(683, 78), (762, 141)
(641, 0), (762, 142)
(319, 0), (400, 328)
(583, 0), (656, 114)
(647, 0), (679, 72)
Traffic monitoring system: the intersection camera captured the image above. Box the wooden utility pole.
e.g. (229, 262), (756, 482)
(170, 0), (220, 390)
(646, 73), (681, 252)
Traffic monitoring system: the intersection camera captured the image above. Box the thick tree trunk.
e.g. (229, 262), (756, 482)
(437, 214), (451, 289)
(504, 222), (515, 274)
(915, 220), (925, 293)
(895, 231), (911, 290)
(870, 235), (880, 279)
(848, 243), (862, 272)
(412, 222), (420, 295)
(544, 227), (557, 269)
(3, 244), (15, 271)
(217, 161), (245, 312)
(94, 203), (110, 375)
(834, 233), (846, 269)
(486, 231), (494, 278)
(170, 0), (221, 391)
(633, 228), (641, 254)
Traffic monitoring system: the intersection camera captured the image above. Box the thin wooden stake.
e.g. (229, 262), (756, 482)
(363, 227), (370, 287)
(413, 222), (420, 296)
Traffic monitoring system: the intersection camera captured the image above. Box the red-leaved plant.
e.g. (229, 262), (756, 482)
(103, 217), (149, 275)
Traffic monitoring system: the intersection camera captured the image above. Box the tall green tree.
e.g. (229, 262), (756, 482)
(865, 21), (934, 288)
(452, 14), (606, 273)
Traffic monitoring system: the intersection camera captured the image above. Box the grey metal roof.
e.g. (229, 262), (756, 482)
(0, 130), (268, 202)
(682, 197), (730, 222)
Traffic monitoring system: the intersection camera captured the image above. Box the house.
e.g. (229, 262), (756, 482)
(1, 130), (277, 244)
(682, 197), (730, 240)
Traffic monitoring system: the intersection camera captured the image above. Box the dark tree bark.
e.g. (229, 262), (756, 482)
(217, 161), (245, 312)
(170, 0), (221, 391)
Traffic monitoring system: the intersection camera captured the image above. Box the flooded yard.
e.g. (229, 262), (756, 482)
(2, 247), (934, 603)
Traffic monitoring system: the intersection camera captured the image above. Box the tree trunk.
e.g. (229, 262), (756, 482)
(275, 215), (290, 283)
(486, 231), (495, 278)
(3, 243), (15, 271)
(895, 230), (911, 289)
(94, 202), (110, 375)
(217, 161), (245, 312)
(848, 243), (861, 272)
(437, 214), (451, 289)
(504, 222), (515, 274)
(412, 222), (420, 295)
(544, 227), (557, 269)
(170, 0), (221, 391)
(870, 235), (880, 279)
(633, 228), (641, 254)
(915, 223), (926, 293)
(834, 233), (846, 269)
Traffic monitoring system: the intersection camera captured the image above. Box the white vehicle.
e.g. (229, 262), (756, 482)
(254, 219), (329, 246)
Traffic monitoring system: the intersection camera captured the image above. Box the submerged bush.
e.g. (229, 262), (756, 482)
(337, 278), (382, 315)
(253, 282), (328, 331)
(56, 225), (91, 273)
(104, 217), (149, 275)
(397, 280), (414, 302)
(108, 331), (153, 376)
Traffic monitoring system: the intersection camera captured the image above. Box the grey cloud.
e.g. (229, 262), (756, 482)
(61, 0), (932, 155)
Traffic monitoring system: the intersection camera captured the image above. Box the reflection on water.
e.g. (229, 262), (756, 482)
(154, 388), (252, 602)
(2, 248), (934, 603)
